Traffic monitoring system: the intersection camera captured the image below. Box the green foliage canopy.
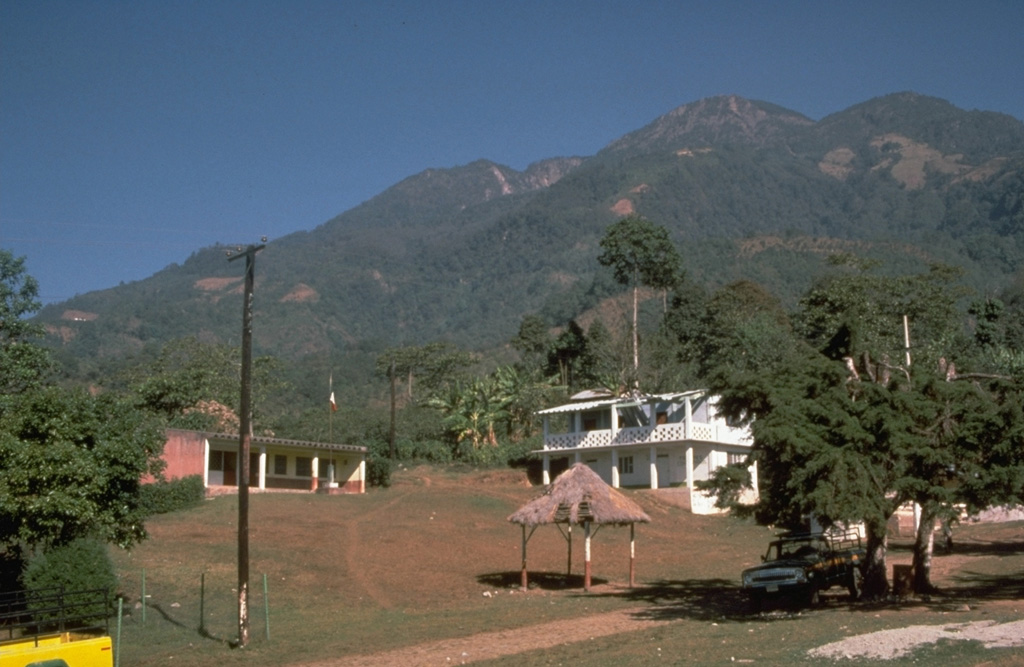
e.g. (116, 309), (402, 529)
(700, 262), (1024, 597)
(0, 250), (53, 398)
(0, 254), (167, 552)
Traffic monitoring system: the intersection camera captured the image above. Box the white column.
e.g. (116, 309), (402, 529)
(312, 455), (320, 491)
(686, 446), (694, 489)
(649, 446), (658, 490)
(542, 454), (551, 485)
(611, 449), (620, 488)
(574, 451), (582, 464)
(684, 397), (693, 440)
(202, 437), (210, 489)
(258, 447), (267, 490)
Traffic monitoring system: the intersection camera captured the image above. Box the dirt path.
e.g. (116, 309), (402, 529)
(341, 487), (415, 608)
(295, 605), (673, 666)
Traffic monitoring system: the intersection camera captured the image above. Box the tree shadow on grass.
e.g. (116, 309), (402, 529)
(477, 571), (608, 591)
(586, 578), (753, 623)
(888, 540), (1024, 558)
(148, 603), (233, 647)
(586, 574), (1024, 624)
(942, 570), (1024, 601)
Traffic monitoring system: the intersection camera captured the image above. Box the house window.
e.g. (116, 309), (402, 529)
(581, 409), (610, 431)
(692, 398), (710, 422)
(618, 406), (648, 428)
(209, 451), (224, 472)
(295, 457), (312, 477)
(656, 411), (668, 425)
(274, 455), (287, 475)
(619, 456), (634, 475)
(727, 452), (747, 466)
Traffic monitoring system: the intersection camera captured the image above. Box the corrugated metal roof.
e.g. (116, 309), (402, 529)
(205, 432), (366, 453)
(536, 389), (708, 415)
(537, 398), (621, 415)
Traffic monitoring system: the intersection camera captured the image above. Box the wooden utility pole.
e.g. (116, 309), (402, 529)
(227, 240), (265, 648)
(389, 358), (397, 460)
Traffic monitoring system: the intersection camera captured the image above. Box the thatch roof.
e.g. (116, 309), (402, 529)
(508, 463), (651, 527)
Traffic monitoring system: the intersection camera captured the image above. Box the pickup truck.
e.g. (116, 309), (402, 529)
(741, 530), (866, 611)
(0, 586), (113, 667)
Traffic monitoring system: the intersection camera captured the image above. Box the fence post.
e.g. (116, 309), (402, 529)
(263, 573), (270, 640)
(115, 596), (122, 667)
(141, 569), (146, 625)
(199, 573), (205, 634)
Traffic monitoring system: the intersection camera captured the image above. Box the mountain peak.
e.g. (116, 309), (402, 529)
(602, 95), (813, 155)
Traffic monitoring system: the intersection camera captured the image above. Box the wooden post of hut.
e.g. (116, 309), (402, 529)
(584, 520), (592, 591)
(629, 523), (636, 588)
(521, 525), (528, 590)
(508, 463), (650, 593)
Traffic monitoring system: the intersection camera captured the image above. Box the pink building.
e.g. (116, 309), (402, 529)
(156, 429), (366, 494)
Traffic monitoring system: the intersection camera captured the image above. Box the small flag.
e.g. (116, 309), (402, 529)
(329, 373), (337, 411)
(329, 391), (337, 412)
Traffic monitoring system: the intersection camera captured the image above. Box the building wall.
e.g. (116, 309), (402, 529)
(154, 429), (207, 482)
(547, 442), (744, 489)
(149, 430), (365, 494)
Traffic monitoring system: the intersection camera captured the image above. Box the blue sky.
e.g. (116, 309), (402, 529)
(2, 1), (1023, 304)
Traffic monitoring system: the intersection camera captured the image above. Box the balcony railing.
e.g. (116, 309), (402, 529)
(543, 421), (749, 450)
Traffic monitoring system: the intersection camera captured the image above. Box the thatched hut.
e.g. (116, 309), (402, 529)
(508, 463), (651, 591)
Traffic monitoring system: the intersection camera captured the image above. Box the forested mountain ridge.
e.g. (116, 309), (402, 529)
(34, 93), (1024, 403)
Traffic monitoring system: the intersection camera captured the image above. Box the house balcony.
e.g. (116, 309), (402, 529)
(542, 421), (749, 451)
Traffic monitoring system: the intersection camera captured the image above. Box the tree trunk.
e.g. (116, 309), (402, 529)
(862, 523), (890, 600)
(912, 504), (939, 594)
(631, 282), (639, 384)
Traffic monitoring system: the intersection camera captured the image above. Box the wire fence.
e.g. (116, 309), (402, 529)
(120, 569), (272, 646)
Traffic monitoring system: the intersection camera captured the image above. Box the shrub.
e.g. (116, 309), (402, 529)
(396, 437), (454, 464)
(139, 475), (205, 515)
(22, 537), (116, 626)
(453, 437), (540, 468)
(366, 452), (392, 488)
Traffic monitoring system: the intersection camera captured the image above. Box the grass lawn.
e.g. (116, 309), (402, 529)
(110, 466), (1024, 665)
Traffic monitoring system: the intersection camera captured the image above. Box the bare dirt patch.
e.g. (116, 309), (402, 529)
(610, 198), (634, 215)
(194, 276), (242, 291)
(279, 283), (319, 303)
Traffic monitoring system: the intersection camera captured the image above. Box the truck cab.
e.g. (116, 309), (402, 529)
(741, 530), (865, 611)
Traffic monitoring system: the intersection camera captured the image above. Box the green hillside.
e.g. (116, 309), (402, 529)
(35, 92), (1024, 411)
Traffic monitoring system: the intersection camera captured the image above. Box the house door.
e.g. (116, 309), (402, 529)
(223, 451), (237, 486)
(250, 453), (261, 486)
(656, 454), (671, 488)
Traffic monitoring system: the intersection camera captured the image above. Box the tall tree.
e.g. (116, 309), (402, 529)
(511, 314), (552, 375)
(597, 216), (682, 386)
(701, 261), (1011, 598)
(125, 336), (282, 432)
(0, 250), (52, 399)
(0, 253), (165, 552)
(376, 342), (475, 403)
(0, 388), (165, 550)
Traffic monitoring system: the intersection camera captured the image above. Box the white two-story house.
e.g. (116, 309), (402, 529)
(536, 389), (758, 514)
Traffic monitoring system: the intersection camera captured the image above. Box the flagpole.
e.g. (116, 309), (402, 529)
(329, 373), (334, 442)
